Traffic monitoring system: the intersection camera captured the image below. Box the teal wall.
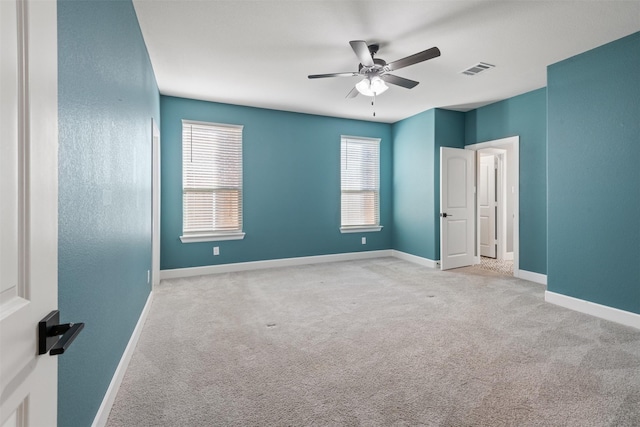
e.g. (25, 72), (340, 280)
(392, 109), (436, 258)
(391, 109), (464, 260)
(160, 96), (392, 269)
(547, 32), (640, 314)
(465, 88), (547, 274)
(57, 0), (160, 426)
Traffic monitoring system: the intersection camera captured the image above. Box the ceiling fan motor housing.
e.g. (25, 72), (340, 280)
(359, 58), (387, 74)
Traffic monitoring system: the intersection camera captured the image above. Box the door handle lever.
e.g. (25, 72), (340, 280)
(38, 310), (85, 356)
(440, 213), (452, 218)
(50, 323), (84, 355)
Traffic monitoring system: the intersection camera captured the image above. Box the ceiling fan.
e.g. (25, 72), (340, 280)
(308, 40), (441, 98)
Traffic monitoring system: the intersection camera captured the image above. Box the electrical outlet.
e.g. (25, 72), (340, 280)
(361, 237), (366, 245)
(213, 246), (220, 256)
(147, 270), (150, 284)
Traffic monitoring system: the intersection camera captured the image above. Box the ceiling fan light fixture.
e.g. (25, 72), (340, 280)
(355, 78), (372, 95)
(370, 76), (388, 94)
(356, 76), (388, 97)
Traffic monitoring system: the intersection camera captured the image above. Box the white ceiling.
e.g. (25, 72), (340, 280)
(132, 1), (640, 123)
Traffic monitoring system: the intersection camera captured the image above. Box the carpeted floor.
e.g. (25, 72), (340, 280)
(106, 258), (640, 426)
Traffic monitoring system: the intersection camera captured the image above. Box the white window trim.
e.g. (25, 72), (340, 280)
(180, 232), (246, 243)
(340, 226), (383, 234)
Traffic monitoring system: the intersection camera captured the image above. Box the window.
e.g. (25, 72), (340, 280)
(340, 136), (382, 233)
(180, 120), (244, 243)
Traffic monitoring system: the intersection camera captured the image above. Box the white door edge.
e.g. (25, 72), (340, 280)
(1, 0), (59, 425)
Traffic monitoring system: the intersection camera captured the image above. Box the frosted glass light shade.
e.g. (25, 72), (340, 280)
(355, 78), (372, 95)
(356, 76), (388, 96)
(370, 76), (388, 95)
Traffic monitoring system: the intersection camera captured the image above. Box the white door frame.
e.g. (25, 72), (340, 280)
(466, 136), (520, 277)
(151, 120), (160, 288)
(495, 151), (510, 261)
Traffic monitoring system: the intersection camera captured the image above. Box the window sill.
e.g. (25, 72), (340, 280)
(180, 232), (246, 243)
(340, 226), (383, 234)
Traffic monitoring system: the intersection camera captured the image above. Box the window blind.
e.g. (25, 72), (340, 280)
(341, 136), (380, 228)
(182, 120), (243, 236)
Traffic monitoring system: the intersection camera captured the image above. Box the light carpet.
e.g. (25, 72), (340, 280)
(106, 257), (640, 426)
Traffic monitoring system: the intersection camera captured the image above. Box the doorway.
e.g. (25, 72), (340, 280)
(467, 136), (519, 277)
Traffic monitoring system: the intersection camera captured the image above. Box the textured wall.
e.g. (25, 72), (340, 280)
(57, 0), (160, 425)
(391, 109), (436, 259)
(391, 109), (465, 261)
(465, 88), (547, 274)
(160, 96), (392, 270)
(547, 32), (640, 314)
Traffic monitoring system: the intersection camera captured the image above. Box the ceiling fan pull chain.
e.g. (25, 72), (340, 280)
(373, 93), (376, 117)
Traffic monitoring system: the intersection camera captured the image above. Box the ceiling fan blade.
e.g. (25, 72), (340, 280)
(346, 86), (359, 98)
(386, 47), (441, 72)
(381, 74), (419, 89)
(308, 72), (359, 79)
(349, 40), (374, 67)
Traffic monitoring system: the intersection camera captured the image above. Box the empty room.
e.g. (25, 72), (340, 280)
(1, 1), (639, 426)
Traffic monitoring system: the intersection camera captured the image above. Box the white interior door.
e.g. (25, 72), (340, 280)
(0, 0), (59, 425)
(440, 147), (475, 270)
(479, 154), (496, 258)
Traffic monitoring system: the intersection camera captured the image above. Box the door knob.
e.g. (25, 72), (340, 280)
(38, 310), (84, 356)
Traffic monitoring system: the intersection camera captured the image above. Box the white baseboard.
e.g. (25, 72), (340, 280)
(503, 252), (514, 261)
(391, 250), (439, 269)
(92, 292), (154, 427)
(517, 269), (547, 285)
(160, 250), (394, 280)
(545, 291), (640, 330)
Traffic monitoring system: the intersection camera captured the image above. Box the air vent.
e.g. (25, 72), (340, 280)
(462, 62), (495, 76)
